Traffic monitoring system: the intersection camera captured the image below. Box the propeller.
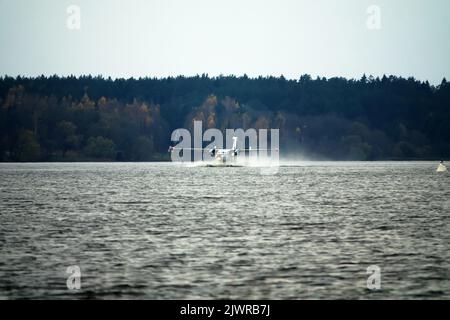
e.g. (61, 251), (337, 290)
(209, 146), (217, 157)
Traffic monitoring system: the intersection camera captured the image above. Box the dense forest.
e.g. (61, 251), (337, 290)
(0, 74), (449, 161)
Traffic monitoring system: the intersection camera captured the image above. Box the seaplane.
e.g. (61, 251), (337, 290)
(168, 136), (278, 167)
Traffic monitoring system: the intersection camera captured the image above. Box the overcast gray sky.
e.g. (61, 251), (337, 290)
(0, 0), (449, 84)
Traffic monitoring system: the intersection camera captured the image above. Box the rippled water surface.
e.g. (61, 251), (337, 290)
(0, 161), (449, 299)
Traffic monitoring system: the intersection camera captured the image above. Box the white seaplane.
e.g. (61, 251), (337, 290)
(168, 136), (277, 167)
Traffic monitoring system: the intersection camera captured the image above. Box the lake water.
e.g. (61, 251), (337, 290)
(0, 161), (449, 299)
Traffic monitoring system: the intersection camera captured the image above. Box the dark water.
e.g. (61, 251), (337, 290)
(0, 161), (449, 299)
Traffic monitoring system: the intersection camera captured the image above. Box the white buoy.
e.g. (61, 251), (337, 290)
(437, 163), (447, 172)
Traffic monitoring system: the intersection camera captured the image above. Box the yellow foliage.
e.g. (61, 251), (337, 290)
(205, 95), (217, 107)
(207, 113), (216, 128)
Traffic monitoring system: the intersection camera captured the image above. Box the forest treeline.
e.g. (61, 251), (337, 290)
(0, 74), (449, 161)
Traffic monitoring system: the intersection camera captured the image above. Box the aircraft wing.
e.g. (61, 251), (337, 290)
(240, 148), (278, 152)
(168, 147), (208, 152)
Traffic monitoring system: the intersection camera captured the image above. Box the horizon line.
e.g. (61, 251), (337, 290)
(1, 73), (447, 86)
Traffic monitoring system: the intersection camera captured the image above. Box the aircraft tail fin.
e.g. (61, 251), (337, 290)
(232, 136), (238, 150)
